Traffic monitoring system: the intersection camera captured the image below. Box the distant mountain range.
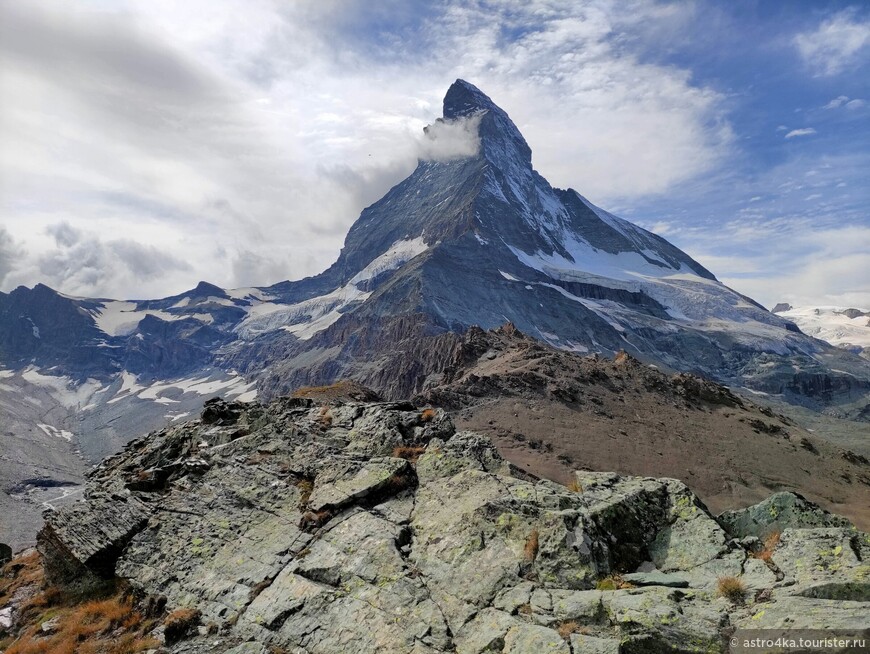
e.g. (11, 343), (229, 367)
(772, 304), (870, 358)
(2, 80), (869, 549)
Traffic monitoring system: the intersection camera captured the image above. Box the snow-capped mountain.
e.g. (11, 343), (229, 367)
(772, 304), (870, 357)
(2, 80), (869, 440)
(4, 79), (870, 549)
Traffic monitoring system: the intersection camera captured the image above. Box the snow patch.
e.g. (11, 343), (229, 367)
(350, 237), (429, 285)
(20, 368), (103, 408)
(91, 300), (188, 336)
(37, 423), (73, 442)
(775, 306), (870, 350)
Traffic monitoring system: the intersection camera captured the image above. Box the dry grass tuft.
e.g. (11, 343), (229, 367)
(5, 590), (158, 654)
(717, 576), (747, 603)
(595, 574), (634, 591)
(248, 578), (272, 601)
(295, 478), (315, 506)
(420, 408), (437, 422)
(556, 620), (590, 639)
(0, 551), (43, 607)
(318, 406), (333, 427)
(566, 478), (583, 493)
(523, 529), (540, 563)
(163, 607), (201, 644)
(392, 445), (427, 463)
(751, 530), (781, 563)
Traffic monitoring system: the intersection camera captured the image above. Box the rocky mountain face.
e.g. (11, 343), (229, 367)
(2, 79), (870, 550)
(2, 397), (865, 653)
(2, 81), (869, 405)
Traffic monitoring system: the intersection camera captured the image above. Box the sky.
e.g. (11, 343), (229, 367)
(0, 0), (868, 308)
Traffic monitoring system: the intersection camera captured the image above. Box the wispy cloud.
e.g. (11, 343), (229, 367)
(785, 128), (817, 139)
(794, 9), (870, 76)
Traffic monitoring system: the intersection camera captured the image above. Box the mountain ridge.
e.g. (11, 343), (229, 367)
(2, 79), (869, 551)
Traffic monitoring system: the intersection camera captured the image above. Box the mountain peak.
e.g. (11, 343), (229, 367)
(442, 79), (531, 167)
(443, 79), (497, 119)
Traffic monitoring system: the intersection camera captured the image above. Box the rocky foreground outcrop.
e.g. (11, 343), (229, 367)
(34, 397), (869, 653)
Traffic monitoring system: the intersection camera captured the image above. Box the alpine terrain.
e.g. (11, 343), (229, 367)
(772, 304), (870, 359)
(1, 81), (869, 553)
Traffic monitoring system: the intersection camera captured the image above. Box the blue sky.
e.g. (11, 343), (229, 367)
(0, 0), (867, 307)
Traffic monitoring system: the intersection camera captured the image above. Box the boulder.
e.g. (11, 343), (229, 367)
(718, 491), (854, 538)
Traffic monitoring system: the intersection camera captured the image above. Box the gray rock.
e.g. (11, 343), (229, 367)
(0, 606), (13, 631)
(223, 644), (268, 654)
(41, 615), (61, 634)
(773, 528), (870, 601)
(718, 492), (854, 538)
(736, 596), (870, 630)
(569, 634), (621, 654)
(308, 457), (412, 512)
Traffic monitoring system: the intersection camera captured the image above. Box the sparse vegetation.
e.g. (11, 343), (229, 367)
(4, 587), (159, 654)
(523, 529), (540, 563)
(751, 531), (781, 563)
(0, 552), (209, 654)
(567, 478), (583, 493)
(420, 408), (437, 422)
(556, 620), (589, 639)
(295, 477), (315, 506)
(163, 607), (201, 644)
(595, 574), (634, 590)
(291, 380), (380, 402)
(248, 578), (272, 601)
(392, 444), (427, 463)
(717, 576), (747, 603)
(318, 405), (333, 427)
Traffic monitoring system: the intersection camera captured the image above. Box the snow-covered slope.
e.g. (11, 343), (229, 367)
(773, 305), (870, 356)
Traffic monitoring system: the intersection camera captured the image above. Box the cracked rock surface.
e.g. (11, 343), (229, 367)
(37, 398), (870, 653)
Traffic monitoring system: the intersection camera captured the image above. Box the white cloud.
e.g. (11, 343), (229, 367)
(698, 222), (870, 309)
(824, 95), (866, 109)
(784, 128), (816, 139)
(419, 115), (482, 162)
(794, 10), (870, 76)
(0, 0), (734, 298)
(824, 95), (850, 109)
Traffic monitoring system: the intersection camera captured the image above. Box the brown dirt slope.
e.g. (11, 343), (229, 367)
(415, 324), (870, 529)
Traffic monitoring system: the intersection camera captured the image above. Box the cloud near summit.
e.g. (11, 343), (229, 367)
(419, 115), (482, 162)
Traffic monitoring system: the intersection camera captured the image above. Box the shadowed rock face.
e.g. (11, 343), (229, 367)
(37, 398), (869, 653)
